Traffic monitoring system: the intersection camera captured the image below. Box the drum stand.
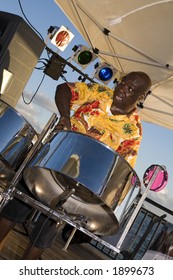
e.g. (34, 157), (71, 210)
(0, 113), (164, 257)
(11, 186), (121, 253)
(0, 113), (121, 254)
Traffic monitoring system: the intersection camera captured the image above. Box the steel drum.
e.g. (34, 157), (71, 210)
(0, 100), (37, 187)
(23, 131), (141, 236)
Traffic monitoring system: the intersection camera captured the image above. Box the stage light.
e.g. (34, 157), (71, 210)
(48, 25), (74, 51)
(93, 62), (118, 84)
(71, 45), (97, 69)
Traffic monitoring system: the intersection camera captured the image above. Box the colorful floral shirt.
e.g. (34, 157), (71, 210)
(69, 82), (142, 168)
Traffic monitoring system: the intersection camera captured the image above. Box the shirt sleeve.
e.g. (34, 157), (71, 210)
(69, 82), (93, 109)
(116, 121), (142, 168)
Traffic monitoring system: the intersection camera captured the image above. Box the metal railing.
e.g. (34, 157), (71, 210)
(90, 198), (173, 260)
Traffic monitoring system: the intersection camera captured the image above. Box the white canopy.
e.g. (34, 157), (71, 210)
(55, 0), (173, 130)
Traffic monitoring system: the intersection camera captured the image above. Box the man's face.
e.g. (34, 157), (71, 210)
(111, 73), (147, 113)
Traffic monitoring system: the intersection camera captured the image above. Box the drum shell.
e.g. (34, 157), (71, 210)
(23, 131), (141, 236)
(0, 100), (37, 186)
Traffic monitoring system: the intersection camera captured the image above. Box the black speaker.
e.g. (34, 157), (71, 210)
(0, 11), (45, 107)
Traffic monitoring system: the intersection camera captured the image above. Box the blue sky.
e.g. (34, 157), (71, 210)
(1, 0), (173, 219)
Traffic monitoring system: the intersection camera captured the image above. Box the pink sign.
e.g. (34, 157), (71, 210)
(143, 165), (168, 192)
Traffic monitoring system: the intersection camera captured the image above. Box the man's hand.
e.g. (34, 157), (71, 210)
(55, 116), (71, 131)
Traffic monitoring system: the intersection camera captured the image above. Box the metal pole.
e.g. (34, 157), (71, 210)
(63, 227), (77, 252)
(96, 49), (171, 69)
(115, 166), (161, 250)
(118, 183), (138, 223)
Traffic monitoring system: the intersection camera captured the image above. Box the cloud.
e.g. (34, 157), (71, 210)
(16, 90), (58, 133)
(21, 90), (57, 113)
(16, 101), (42, 132)
(148, 187), (173, 211)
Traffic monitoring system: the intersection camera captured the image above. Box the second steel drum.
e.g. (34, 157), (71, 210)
(0, 100), (37, 187)
(23, 131), (141, 236)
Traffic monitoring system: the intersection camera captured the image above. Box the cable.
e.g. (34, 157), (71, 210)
(22, 73), (46, 105)
(61, 74), (70, 83)
(35, 60), (47, 70)
(17, 0), (52, 58)
(17, 0), (44, 41)
(17, 1), (51, 105)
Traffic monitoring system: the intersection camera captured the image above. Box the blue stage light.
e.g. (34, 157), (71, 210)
(98, 67), (113, 81)
(93, 62), (117, 84)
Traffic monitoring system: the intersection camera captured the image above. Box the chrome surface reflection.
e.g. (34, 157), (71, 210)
(23, 131), (141, 236)
(0, 100), (37, 186)
(0, 100), (37, 168)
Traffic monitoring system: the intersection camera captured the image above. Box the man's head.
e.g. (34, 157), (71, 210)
(111, 71), (152, 115)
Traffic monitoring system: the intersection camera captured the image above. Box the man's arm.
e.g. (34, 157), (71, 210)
(54, 82), (74, 130)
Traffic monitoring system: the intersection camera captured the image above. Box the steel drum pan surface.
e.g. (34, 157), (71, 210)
(0, 100), (37, 187)
(23, 131), (141, 236)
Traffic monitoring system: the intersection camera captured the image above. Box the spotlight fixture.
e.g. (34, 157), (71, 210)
(71, 45), (97, 69)
(93, 62), (117, 84)
(48, 25), (74, 51)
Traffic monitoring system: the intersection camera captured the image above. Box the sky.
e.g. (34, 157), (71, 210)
(1, 0), (173, 222)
